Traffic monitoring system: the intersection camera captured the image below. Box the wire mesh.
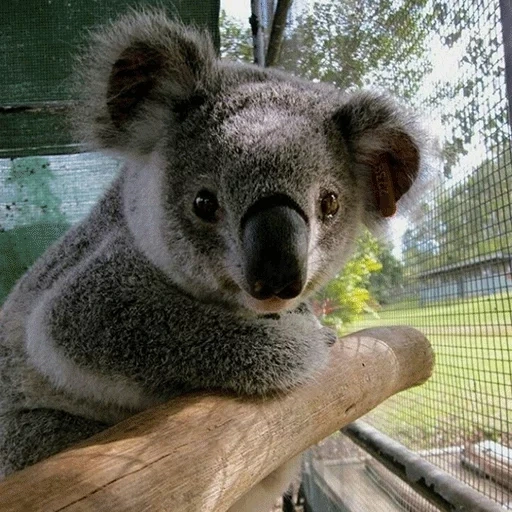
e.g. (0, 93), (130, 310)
(355, 0), (511, 505)
(0, 0), (220, 157)
(293, 0), (512, 509)
(0, 0), (510, 510)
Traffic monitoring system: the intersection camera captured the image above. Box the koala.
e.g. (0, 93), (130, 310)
(0, 9), (425, 511)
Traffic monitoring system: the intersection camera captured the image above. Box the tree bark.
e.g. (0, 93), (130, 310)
(0, 326), (433, 512)
(266, 0), (294, 67)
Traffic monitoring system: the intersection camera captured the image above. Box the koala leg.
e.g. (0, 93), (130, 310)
(228, 455), (301, 512)
(0, 409), (107, 478)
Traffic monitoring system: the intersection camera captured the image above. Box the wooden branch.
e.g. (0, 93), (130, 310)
(0, 326), (433, 512)
(266, 0), (294, 67)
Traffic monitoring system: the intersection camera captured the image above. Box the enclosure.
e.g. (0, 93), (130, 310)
(0, 0), (511, 511)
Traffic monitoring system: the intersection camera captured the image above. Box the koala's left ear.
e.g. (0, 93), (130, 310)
(333, 92), (422, 218)
(72, 10), (217, 155)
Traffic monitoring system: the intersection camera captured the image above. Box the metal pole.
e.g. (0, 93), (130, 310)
(343, 421), (504, 512)
(249, 0), (266, 66)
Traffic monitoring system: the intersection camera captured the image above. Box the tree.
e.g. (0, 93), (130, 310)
(425, 2), (509, 177)
(279, 0), (432, 99)
(313, 232), (383, 329)
(368, 240), (405, 305)
(219, 10), (253, 63)
(265, 0), (294, 66)
(313, 230), (406, 328)
(277, 1), (508, 181)
(403, 144), (512, 274)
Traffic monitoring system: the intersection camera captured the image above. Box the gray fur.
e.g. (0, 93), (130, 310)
(0, 9), (427, 480)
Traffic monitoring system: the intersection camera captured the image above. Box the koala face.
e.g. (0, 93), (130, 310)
(160, 83), (365, 314)
(73, 11), (423, 314)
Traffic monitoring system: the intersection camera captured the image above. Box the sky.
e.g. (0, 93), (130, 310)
(222, 0), (312, 21)
(221, 0), (251, 22)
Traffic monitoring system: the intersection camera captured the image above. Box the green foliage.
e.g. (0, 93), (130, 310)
(219, 10), (253, 63)
(403, 145), (512, 274)
(0, 157), (69, 304)
(314, 232), (383, 329)
(279, 0), (432, 98)
(315, 231), (406, 328)
(425, 3), (507, 177)
(368, 240), (404, 305)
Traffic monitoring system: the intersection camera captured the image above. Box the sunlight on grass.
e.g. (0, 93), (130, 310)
(343, 291), (512, 449)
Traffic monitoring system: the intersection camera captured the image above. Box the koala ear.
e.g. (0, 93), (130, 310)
(72, 10), (216, 155)
(333, 92), (422, 218)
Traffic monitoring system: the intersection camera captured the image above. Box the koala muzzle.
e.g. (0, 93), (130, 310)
(241, 199), (309, 301)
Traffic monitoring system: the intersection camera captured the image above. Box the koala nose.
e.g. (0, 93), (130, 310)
(241, 198), (309, 301)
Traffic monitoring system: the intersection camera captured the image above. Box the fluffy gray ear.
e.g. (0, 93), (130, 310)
(72, 10), (216, 155)
(333, 92), (423, 219)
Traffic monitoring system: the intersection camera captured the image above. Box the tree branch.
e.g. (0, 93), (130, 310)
(266, 0), (294, 67)
(0, 327), (433, 512)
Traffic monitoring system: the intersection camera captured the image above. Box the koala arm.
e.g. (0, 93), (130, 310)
(38, 237), (333, 399)
(0, 409), (107, 477)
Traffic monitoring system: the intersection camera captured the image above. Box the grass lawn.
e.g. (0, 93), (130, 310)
(341, 291), (512, 449)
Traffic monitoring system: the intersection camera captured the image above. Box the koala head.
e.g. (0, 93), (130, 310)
(73, 10), (425, 315)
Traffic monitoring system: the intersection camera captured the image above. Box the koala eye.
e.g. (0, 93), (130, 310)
(320, 192), (339, 220)
(193, 189), (220, 223)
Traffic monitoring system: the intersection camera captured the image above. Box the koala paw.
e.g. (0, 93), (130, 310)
(262, 311), (333, 392)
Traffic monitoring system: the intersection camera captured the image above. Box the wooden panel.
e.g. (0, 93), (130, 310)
(0, 0), (220, 157)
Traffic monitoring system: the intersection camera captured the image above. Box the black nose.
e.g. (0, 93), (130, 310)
(251, 277), (304, 300)
(241, 200), (309, 301)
